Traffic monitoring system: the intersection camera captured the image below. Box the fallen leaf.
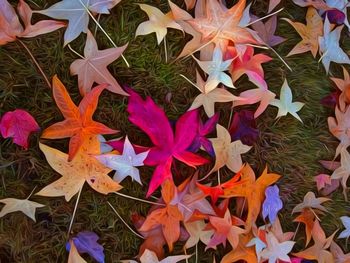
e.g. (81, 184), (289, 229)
(125, 89), (208, 196)
(262, 185), (283, 224)
(188, 71), (240, 117)
(251, 15), (285, 47)
(207, 124), (251, 176)
(283, 7), (323, 58)
(36, 138), (122, 202)
(66, 231), (104, 263)
(0, 197), (44, 222)
(68, 240), (87, 263)
(314, 174), (332, 191)
(330, 66), (350, 111)
(194, 47), (235, 92)
(260, 232), (295, 263)
(270, 79), (304, 122)
(0, 109), (40, 149)
(294, 208), (316, 246)
(229, 110), (259, 146)
(318, 17), (350, 73)
(35, 0), (121, 45)
(41, 75), (117, 161)
(95, 136), (148, 185)
(339, 216), (350, 239)
(70, 30), (128, 96)
(293, 220), (336, 263)
(184, 220), (213, 248)
(330, 241), (350, 263)
(221, 233), (258, 263)
(331, 148), (350, 199)
(223, 164), (281, 230)
(269, 0), (282, 12)
(292, 191), (330, 214)
(136, 4), (182, 45)
(136, 249), (191, 263)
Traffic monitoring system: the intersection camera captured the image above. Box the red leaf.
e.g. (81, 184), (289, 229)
(0, 109), (40, 149)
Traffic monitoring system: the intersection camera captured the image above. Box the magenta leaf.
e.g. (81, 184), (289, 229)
(126, 89), (208, 196)
(321, 91), (339, 109)
(229, 110), (259, 146)
(0, 109), (40, 149)
(66, 231), (105, 263)
(324, 9), (346, 25)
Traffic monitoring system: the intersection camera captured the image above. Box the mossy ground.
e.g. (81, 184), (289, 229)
(0, 0), (349, 262)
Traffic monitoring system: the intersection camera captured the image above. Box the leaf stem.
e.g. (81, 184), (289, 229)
(26, 186), (38, 199)
(68, 44), (85, 59)
(68, 186), (83, 236)
(17, 39), (51, 89)
(114, 191), (165, 206)
(77, 0), (130, 68)
(107, 201), (144, 239)
(246, 8), (284, 27)
(164, 36), (168, 63)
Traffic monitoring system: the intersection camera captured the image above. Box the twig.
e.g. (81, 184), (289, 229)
(107, 201), (144, 239)
(115, 191), (165, 206)
(17, 39), (51, 89)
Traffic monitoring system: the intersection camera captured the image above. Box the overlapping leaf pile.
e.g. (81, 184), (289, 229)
(1, 0), (350, 262)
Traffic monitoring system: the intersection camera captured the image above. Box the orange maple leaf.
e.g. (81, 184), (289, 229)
(41, 75), (118, 161)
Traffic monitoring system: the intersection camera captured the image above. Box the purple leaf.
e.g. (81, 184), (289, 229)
(66, 231), (104, 263)
(321, 91), (339, 109)
(188, 113), (219, 156)
(229, 110), (259, 146)
(262, 185), (283, 224)
(251, 15), (286, 47)
(324, 9), (346, 25)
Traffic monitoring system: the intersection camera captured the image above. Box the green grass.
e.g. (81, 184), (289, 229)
(0, 0), (349, 262)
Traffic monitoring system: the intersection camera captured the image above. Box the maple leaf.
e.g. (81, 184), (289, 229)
(0, 197), (44, 222)
(188, 71), (240, 117)
(36, 138), (122, 202)
(66, 232), (104, 263)
(269, 0), (282, 12)
(206, 209), (245, 250)
(206, 124), (251, 176)
(326, 0), (350, 30)
(319, 17), (350, 73)
(125, 249), (191, 263)
(328, 106), (350, 158)
(227, 46), (272, 82)
(126, 89), (208, 196)
(270, 79), (304, 122)
(331, 148), (350, 199)
(194, 47), (235, 92)
(221, 233), (258, 263)
(184, 220), (213, 249)
(251, 15), (285, 47)
(68, 240), (87, 263)
(330, 241), (350, 263)
(229, 110), (259, 146)
(233, 73), (276, 118)
(0, 0), (65, 45)
(95, 136), (149, 185)
(339, 216), (350, 239)
(187, 0), (259, 55)
(35, 0), (121, 45)
(188, 113), (219, 156)
(139, 180), (183, 251)
(70, 30), (128, 96)
(136, 4), (182, 45)
(41, 75), (117, 161)
(293, 220), (336, 263)
(314, 174), (332, 191)
(223, 164), (281, 230)
(260, 232), (295, 263)
(283, 7), (323, 58)
(331, 66), (350, 111)
(292, 191), (330, 214)
(292, 0), (331, 9)
(293, 208), (316, 246)
(0, 109), (40, 149)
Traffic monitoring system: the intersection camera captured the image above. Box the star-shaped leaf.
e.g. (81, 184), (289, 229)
(331, 66), (350, 112)
(207, 124), (251, 176)
(293, 208), (316, 247)
(221, 233), (258, 263)
(136, 4), (182, 45)
(184, 220), (213, 249)
(36, 0), (121, 45)
(331, 148), (350, 199)
(70, 30), (128, 96)
(195, 47), (235, 92)
(283, 7), (323, 58)
(292, 191), (330, 214)
(130, 249), (192, 263)
(68, 240), (87, 263)
(251, 15), (285, 47)
(188, 71), (240, 117)
(95, 136), (148, 185)
(270, 79), (304, 122)
(319, 17), (350, 73)
(229, 110), (259, 146)
(262, 185), (283, 224)
(260, 232), (295, 263)
(36, 137), (122, 202)
(330, 241), (350, 263)
(339, 216), (350, 239)
(0, 196), (44, 222)
(41, 75), (117, 161)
